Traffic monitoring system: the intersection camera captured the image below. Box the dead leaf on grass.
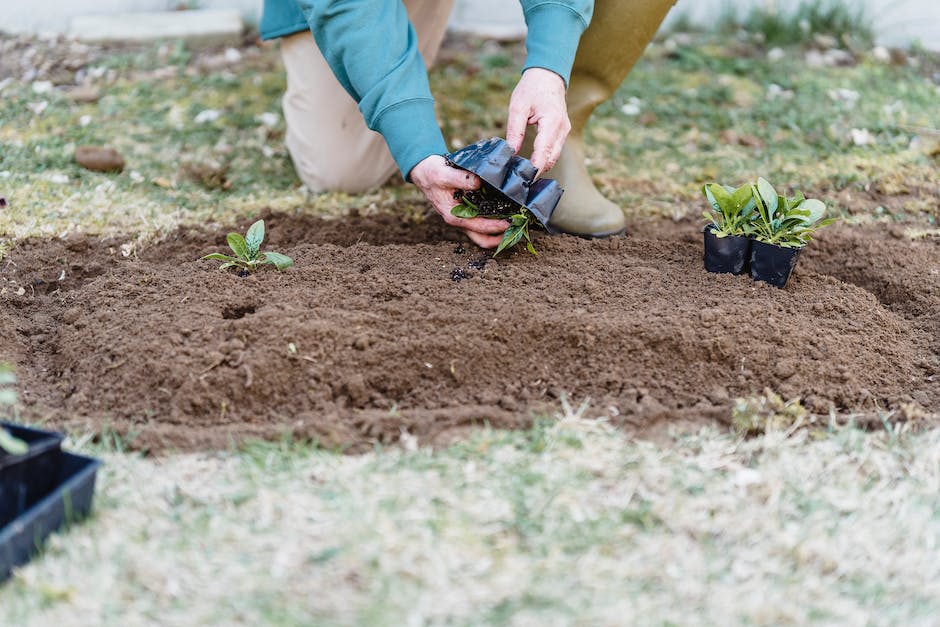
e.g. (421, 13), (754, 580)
(181, 159), (231, 191)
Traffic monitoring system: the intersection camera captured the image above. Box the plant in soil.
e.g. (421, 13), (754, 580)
(451, 184), (538, 256)
(0, 366), (27, 456)
(200, 219), (293, 273)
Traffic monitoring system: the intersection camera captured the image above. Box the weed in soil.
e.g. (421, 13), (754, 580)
(1, 212), (937, 453)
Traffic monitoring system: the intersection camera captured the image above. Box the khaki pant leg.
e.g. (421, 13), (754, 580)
(281, 0), (454, 194)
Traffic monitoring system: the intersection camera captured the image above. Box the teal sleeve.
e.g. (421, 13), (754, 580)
(519, 1), (594, 86)
(294, 0), (447, 181)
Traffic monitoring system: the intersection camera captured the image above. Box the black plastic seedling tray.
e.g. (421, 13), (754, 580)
(750, 240), (802, 288)
(446, 137), (564, 231)
(0, 452), (101, 582)
(0, 423), (65, 528)
(703, 226), (751, 275)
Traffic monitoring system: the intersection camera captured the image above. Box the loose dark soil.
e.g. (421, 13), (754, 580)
(457, 184), (520, 217)
(1, 210), (938, 453)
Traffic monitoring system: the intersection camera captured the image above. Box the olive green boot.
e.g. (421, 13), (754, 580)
(534, 0), (678, 237)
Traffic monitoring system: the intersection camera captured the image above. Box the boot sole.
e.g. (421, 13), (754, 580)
(552, 225), (627, 239)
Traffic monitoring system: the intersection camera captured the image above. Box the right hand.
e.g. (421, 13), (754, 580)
(410, 155), (508, 249)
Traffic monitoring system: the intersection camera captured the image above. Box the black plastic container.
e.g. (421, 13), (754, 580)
(750, 240), (802, 288)
(0, 423), (65, 528)
(0, 452), (101, 581)
(446, 137), (563, 232)
(703, 226), (751, 275)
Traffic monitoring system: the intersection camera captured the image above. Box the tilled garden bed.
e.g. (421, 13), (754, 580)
(2, 210), (937, 452)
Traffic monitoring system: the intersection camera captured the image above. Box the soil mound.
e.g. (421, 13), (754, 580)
(1, 211), (937, 452)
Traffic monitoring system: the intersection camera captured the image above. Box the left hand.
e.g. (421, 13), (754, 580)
(504, 67), (570, 175)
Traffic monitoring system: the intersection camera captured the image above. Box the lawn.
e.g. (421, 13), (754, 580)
(1, 20), (939, 626)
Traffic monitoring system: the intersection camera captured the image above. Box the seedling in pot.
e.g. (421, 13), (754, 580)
(747, 178), (835, 288)
(445, 138), (564, 257)
(701, 182), (756, 274)
(200, 219), (293, 273)
(452, 185), (538, 256)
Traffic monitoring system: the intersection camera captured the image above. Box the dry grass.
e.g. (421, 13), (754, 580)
(2, 403), (939, 625)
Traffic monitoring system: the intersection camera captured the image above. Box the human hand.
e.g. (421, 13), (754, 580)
(505, 67), (570, 175)
(410, 155), (508, 249)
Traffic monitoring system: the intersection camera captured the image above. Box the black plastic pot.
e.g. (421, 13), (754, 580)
(703, 226), (751, 275)
(0, 423), (65, 528)
(750, 240), (803, 288)
(446, 137), (564, 232)
(0, 452), (101, 581)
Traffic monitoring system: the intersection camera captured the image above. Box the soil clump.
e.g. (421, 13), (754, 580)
(1, 211), (937, 453)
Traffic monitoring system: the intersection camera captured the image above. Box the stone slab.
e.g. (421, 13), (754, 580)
(68, 9), (243, 47)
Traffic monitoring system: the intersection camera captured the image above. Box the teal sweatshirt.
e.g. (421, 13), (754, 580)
(261, 0), (593, 181)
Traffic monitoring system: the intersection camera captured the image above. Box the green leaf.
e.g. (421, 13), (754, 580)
(0, 389), (16, 405)
(0, 429), (27, 455)
(262, 252), (294, 270)
(703, 185), (720, 212)
(245, 220), (265, 256)
(495, 226), (526, 256)
(0, 370), (15, 385)
(201, 253), (241, 262)
(450, 203), (479, 219)
(731, 184), (753, 210)
(756, 178), (778, 214)
(219, 262), (241, 271)
(739, 196), (757, 220)
(227, 232), (250, 260)
(510, 213), (529, 227)
(706, 184), (734, 215)
(799, 199), (826, 225)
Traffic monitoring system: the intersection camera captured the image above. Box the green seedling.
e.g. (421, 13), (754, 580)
(747, 177), (835, 248)
(702, 182), (757, 237)
(451, 191), (538, 256)
(200, 219), (293, 272)
(0, 365), (27, 456)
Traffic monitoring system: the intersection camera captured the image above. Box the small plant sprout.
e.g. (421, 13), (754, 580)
(702, 182), (757, 237)
(0, 365), (27, 455)
(452, 189), (538, 256)
(201, 220), (293, 272)
(748, 177), (835, 248)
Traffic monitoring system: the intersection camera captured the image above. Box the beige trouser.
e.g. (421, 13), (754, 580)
(280, 0), (454, 193)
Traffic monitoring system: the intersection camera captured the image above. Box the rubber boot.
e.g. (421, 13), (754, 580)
(528, 0), (678, 237)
